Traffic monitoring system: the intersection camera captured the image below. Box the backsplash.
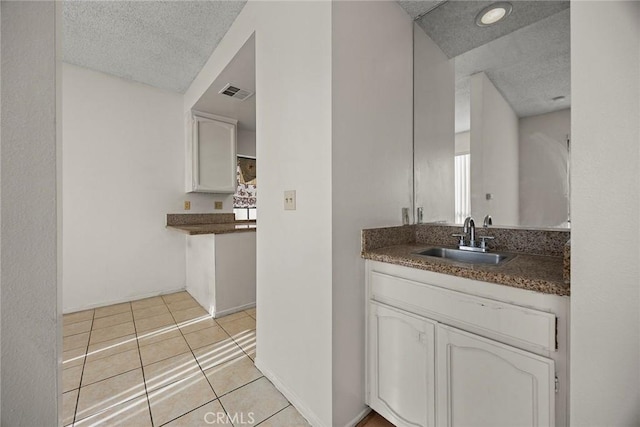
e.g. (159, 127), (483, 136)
(362, 223), (570, 257)
(166, 213), (236, 226)
(415, 224), (570, 257)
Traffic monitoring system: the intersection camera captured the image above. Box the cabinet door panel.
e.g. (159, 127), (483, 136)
(197, 120), (236, 191)
(437, 325), (555, 427)
(369, 303), (436, 427)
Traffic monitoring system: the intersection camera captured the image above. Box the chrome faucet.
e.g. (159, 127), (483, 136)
(452, 216), (494, 253)
(463, 216), (476, 247)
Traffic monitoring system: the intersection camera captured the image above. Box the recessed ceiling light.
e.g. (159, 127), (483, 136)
(475, 2), (513, 27)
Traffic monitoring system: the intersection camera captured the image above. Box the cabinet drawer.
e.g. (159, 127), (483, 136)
(370, 271), (556, 352)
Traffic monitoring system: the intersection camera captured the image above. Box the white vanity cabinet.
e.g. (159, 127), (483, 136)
(436, 325), (554, 427)
(187, 111), (237, 193)
(369, 302), (437, 427)
(366, 260), (569, 427)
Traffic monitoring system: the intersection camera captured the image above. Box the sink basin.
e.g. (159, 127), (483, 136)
(414, 247), (511, 265)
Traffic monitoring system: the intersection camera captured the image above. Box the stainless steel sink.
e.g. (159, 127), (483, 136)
(414, 247), (512, 265)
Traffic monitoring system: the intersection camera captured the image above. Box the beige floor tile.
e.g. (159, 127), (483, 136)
(144, 352), (201, 392)
(86, 334), (138, 363)
(63, 310), (94, 326)
(131, 296), (165, 311)
(166, 298), (200, 313)
(64, 319), (92, 337)
(75, 369), (146, 421)
(89, 322), (135, 345)
(132, 304), (170, 320)
(260, 405), (311, 427)
(219, 316), (255, 338)
(139, 335), (190, 366)
(172, 306), (209, 323)
(62, 389), (78, 426)
(204, 355), (263, 397)
(232, 328), (256, 360)
(164, 399), (232, 427)
(137, 325), (182, 347)
(161, 291), (193, 304)
(219, 377), (288, 425)
(178, 316), (217, 335)
(135, 312), (175, 334)
(94, 302), (131, 319)
(244, 307), (256, 318)
(74, 395), (151, 427)
(92, 311), (133, 330)
(215, 310), (248, 325)
(82, 348), (141, 386)
(63, 365), (83, 392)
(193, 339), (245, 371)
(64, 332), (90, 352)
(63, 346), (86, 370)
(148, 371), (216, 426)
(184, 325), (230, 351)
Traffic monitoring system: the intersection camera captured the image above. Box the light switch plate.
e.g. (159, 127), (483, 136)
(184, 201), (191, 210)
(284, 190), (296, 210)
(214, 201), (223, 210)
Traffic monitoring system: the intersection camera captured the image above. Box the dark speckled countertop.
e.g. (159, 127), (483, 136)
(362, 224), (570, 297)
(166, 213), (256, 235)
(167, 222), (256, 235)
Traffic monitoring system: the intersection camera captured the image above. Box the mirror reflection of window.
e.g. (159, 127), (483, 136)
(454, 153), (470, 224)
(233, 156), (256, 220)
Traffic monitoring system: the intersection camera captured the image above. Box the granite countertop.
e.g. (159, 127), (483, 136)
(167, 221), (256, 235)
(363, 243), (569, 297)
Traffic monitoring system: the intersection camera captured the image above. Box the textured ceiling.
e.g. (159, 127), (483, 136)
(414, 1), (569, 58)
(63, 1), (247, 93)
(398, 1), (571, 133)
(194, 35), (256, 131)
(454, 8), (570, 132)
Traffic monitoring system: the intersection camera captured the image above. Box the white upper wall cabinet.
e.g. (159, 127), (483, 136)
(187, 111), (237, 193)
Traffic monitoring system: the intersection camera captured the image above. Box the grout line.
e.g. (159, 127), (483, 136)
(76, 364), (142, 389)
(156, 398), (220, 427)
(131, 303), (156, 427)
(71, 308), (95, 425)
(167, 297), (238, 426)
(254, 404), (293, 426)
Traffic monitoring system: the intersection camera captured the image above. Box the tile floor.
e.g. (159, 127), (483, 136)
(62, 291), (310, 426)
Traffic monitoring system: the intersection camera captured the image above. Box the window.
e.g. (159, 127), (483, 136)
(233, 156), (257, 220)
(455, 153), (470, 224)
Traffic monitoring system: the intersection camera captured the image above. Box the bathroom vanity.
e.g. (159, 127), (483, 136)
(362, 224), (570, 427)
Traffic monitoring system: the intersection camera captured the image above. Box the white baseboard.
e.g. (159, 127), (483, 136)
(63, 286), (187, 314)
(254, 358), (326, 427)
(213, 302), (256, 318)
(345, 407), (371, 427)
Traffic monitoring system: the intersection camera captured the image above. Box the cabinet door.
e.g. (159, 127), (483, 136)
(436, 325), (555, 427)
(369, 302), (436, 427)
(192, 114), (237, 193)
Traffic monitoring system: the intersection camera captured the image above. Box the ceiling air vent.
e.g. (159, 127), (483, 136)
(219, 83), (254, 101)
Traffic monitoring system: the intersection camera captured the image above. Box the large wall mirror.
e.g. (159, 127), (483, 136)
(410, 0), (570, 228)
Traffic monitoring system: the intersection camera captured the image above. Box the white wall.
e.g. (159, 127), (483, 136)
(237, 129), (256, 157)
(470, 72), (519, 226)
(186, 2), (333, 425)
(455, 131), (470, 155)
(571, 2), (640, 426)
(519, 109), (570, 228)
(414, 24), (455, 223)
(62, 64), (210, 312)
(1, 2), (59, 423)
(331, 2), (413, 425)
